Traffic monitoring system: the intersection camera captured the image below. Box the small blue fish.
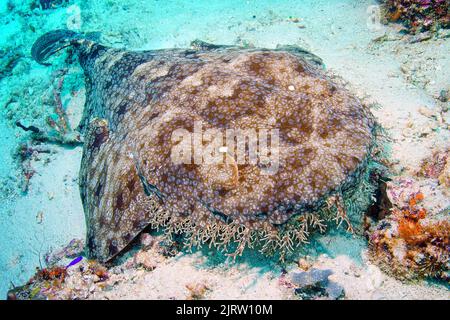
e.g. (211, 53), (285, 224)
(65, 256), (83, 269)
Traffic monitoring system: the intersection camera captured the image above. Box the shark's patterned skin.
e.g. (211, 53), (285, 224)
(32, 30), (376, 262)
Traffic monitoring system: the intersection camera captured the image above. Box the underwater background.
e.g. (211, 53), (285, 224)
(0, 0), (449, 299)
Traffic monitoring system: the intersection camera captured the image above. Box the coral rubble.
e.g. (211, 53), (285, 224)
(418, 148), (450, 190)
(6, 235), (167, 300)
(7, 259), (109, 300)
(369, 190), (449, 281)
(380, 0), (450, 32)
(289, 268), (345, 300)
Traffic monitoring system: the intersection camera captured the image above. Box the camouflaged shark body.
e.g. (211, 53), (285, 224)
(32, 30), (378, 263)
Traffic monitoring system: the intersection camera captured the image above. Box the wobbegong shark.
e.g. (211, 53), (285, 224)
(31, 29), (379, 263)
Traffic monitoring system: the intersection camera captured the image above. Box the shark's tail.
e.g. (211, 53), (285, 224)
(31, 29), (84, 65)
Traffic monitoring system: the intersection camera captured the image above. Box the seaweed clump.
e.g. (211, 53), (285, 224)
(380, 0), (450, 32)
(369, 192), (449, 281)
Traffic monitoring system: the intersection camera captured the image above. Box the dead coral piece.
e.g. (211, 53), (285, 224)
(298, 257), (313, 271)
(16, 70), (82, 146)
(140, 233), (155, 250)
(369, 192), (449, 281)
(185, 282), (210, 300)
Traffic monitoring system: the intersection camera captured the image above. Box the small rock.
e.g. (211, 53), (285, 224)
(366, 265), (384, 291)
(186, 282), (209, 300)
(387, 71), (399, 78)
(438, 89), (449, 102)
(325, 281), (345, 300)
(371, 290), (387, 300)
(140, 233), (155, 250)
(36, 211), (44, 224)
(134, 251), (157, 271)
(350, 264), (361, 277)
(44, 238), (85, 266)
(400, 65), (408, 74)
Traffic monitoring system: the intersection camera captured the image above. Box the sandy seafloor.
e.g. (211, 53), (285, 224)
(0, 0), (449, 299)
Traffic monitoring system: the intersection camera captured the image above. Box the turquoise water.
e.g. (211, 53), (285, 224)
(0, 0), (448, 300)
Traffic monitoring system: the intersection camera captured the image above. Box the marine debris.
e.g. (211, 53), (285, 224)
(380, 0), (450, 32)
